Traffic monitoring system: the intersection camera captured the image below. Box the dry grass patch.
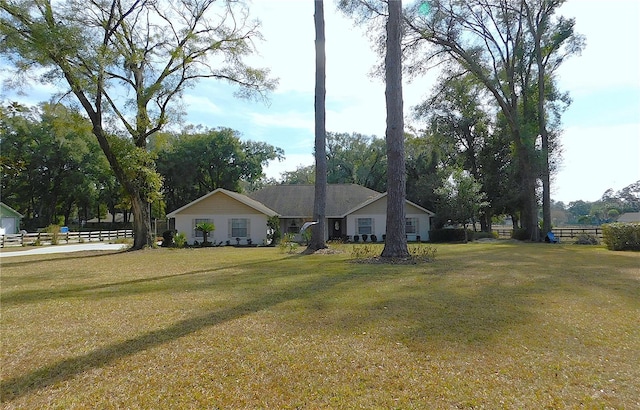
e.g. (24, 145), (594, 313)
(1, 243), (639, 408)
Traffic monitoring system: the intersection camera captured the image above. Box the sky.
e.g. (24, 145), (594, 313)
(181, 0), (640, 204)
(2, 0), (639, 204)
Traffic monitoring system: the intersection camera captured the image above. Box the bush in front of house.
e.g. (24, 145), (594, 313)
(174, 232), (187, 248)
(574, 233), (599, 245)
(161, 230), (175, 247)
(602, 222), (640, 251)
(473, 231), (499, 240)
(429, 228), (472, 243)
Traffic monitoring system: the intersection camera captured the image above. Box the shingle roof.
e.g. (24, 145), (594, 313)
(248, 184), (383, 217)
(618, 212), (640, 223)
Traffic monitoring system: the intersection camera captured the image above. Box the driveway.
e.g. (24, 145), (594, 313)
(0, 242), (129, 258)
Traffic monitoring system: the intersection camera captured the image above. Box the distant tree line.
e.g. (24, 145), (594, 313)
(0, 102), (282, 231)
(3, 100), (637, 233)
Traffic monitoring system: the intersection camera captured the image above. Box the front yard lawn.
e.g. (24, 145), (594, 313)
(1, 243), (638, 408)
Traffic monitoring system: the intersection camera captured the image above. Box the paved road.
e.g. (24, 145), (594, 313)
(0, 242), (129, 258)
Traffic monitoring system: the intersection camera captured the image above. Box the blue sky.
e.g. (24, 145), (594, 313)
(2, 0), (638, 204)
(182, 0), (640, 204)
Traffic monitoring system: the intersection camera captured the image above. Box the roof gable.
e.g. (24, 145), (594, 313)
(0, 202), (23, 218)
(344, 193), (435, 217)
(248, 184), (383, 217)
(167, 188), (278, 217)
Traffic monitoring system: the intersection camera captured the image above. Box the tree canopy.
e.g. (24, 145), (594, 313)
(1, 0), (276, 249)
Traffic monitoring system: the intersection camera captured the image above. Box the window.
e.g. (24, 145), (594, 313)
(194, 218), (212, 238)
(406, 218), (418, 234)
(231, 218), (249, 238)
(357, 218), (373, 235)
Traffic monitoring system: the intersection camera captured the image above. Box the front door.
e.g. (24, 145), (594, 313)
(329, 218), (343, 240)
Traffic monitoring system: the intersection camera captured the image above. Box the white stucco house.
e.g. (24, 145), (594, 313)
(167, 188), (278, 245)
(167, 184), (435, 245)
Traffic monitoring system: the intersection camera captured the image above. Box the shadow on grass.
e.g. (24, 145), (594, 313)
(0, 271), (352, 403)
(0, 249), (128, 268)
(2, 244), (638, 403)
(0, 255), (291, 306)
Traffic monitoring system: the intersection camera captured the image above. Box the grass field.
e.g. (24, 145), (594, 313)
(1, 242), (638, 409)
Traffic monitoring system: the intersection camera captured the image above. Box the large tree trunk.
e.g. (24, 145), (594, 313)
(307, 0), (328, 252)
(537, 43), (552, 238)
(381, 0), (409, 258)
(130, 193), (153, 249)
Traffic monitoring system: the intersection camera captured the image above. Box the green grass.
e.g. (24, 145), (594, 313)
(1, 243), (639, 409)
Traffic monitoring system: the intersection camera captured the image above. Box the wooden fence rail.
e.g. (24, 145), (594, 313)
(492, 228), (603, 240)
(0, 230), (133, 248)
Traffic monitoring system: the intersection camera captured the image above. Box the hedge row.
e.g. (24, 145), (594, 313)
(428, 229), (497, 242)
(602, 223), (640, 251)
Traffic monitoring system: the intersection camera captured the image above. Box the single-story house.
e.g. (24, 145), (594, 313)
(167, 184), (435, 245)
(617, 212), (640, 223)
(167, 188), (279, 245)
(0, 202), (23, 235)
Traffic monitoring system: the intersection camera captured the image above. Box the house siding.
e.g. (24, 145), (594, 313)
(348, 198), (432, 241)
(0, 203), (22, 234)
(170, 192), (269, 245)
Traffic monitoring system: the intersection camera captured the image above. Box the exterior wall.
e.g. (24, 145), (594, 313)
(171, 193), (269, 245)
(0, 204), (22, 234)
(173, 214), (269, 245)
(348, 198), (432, 241)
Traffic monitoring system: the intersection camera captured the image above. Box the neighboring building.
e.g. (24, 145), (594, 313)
(0, 202), (23, 234)
(617, 212), (640, 223)
(167, 184), (435, 245)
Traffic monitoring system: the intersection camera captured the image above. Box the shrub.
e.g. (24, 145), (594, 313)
(370, 234), (378, 243)
(602, 223), (640, 251)
(279, 233), (299, 254)
(408, 244), (437, 261)
(174, 232), (187, 248)
(45, 224), (61, 245)
(511, 228), (530, 241)
(266, 216), (281, 245)
(574, 233), (599, 245)
(161, 230), (175, 247)
(429, 229), (471, 243)
(195, 222), (215, 245)
(350, 244), (377, 259)
(473, 231), (498, 240)
(353, 235), (360, 243)
(362, 234), (368, 242)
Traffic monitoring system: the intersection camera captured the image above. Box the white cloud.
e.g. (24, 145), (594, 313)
(249, 110), (314, 133)
(182, 94), (223, 115)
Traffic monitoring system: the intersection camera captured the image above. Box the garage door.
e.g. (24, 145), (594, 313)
(1, 217), (16, 234)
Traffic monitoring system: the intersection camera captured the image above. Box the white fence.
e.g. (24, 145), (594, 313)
(0, 230), (133, 248)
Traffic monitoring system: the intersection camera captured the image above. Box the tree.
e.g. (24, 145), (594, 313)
(435, 169), (488, 243)
(381, 0), (409, 258)
(336, 0), (409, 258)
(156, 127), (283, 211)
(405, 0), (581, 241)
(0, 101), (113, 229)
(306, 0), (328, 253)
(1, 0), (276, 249)
(326, 132), (387, 192)
(195, 221), (215, 245)
(523, 0), (582, 236)
(280, 164), (315, 185)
